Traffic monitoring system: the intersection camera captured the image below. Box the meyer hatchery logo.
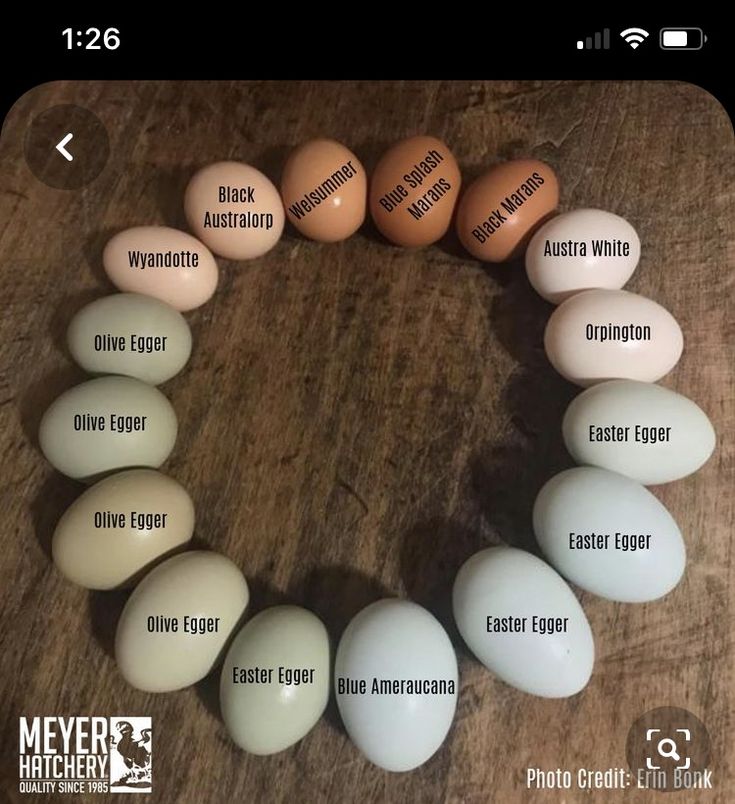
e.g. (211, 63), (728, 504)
(18, 716), (152, 795)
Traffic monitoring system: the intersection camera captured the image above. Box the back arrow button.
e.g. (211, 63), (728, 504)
(55, 133), (74, 161)
(24, 104), (109, 189)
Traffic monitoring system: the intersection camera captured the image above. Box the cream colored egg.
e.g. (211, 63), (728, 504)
(544, 289), (683, 387)
(52, 469), (194, 590)
(525, 209), (641, 303)
(184, 161), (285, 260)
(38, 376), (178, 481)
(103, 226), (218, 312)
(67, 293), (192, 385)
(115, 551), (249, 693)
(220, 606), (330, 755)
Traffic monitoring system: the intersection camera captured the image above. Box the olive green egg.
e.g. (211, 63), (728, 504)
(220, 606), (330, 755)
(38, 376), (178, 480)
(115, 551), (250, 693)
(67, 293), (192, 385)
(52, 469), (194, 590)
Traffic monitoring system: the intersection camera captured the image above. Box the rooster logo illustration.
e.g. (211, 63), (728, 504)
(110, 720), (152, 790)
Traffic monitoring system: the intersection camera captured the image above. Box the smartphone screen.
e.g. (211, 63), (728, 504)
(1, 15), (731, 803)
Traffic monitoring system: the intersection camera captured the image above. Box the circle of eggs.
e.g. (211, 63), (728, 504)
(36, 137), (720, 775)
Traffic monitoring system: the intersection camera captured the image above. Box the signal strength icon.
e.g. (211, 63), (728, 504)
(577, 29), (610, 50)
(620, 28), (650, 49)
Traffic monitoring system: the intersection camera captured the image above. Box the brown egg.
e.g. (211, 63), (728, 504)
(456, 160), (559, 262)
(281, 139), (366, 243)
(369, 136), (461, 247)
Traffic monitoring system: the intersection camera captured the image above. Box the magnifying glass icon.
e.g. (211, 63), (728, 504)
(657, 738), (680, 761)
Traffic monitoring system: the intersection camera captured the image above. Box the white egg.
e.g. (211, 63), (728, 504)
(525, 208), (640, 303)
(533, 467), (686, 602)
(563, 380), (716, 484)
(334, 599), (457, 772)
(544, 289), (683, 387)
(220, 606), (330, 755)
(453, 546), (594, 698)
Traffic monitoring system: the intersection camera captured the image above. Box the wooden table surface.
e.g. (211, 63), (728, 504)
(0, 81), (732, 804)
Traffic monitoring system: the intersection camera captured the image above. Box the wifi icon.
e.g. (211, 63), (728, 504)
(620, 28), (650, 49)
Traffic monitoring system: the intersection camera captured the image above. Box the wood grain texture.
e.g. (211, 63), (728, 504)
(0, 80), (732, 804)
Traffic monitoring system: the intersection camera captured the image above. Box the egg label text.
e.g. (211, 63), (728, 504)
(127, 249), (199, 269)
(146, 615), (220, 634)
(93, 333), (169, 353)
(72, 413), (148, 433)
(585, 324), (652, 342)
(376, 147), (454, 221)
(588, 425), (671, 443)
(231, 666), (316, 685)
(93, 511), (168, 530)
(485, 616), (569, 634)
(200, 186), (275, 230)
(287, 160), (359, 220)
(337, 677), (456, 695)
(469, 170), (546, 243)
(542, 238), (632, 257)
(568, 531), (652, 551)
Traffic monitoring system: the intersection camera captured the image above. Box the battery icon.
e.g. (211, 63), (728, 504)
(659, 28), (706, 50)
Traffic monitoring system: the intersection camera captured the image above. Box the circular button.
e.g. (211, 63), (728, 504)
(627, 706), (711, 794)
(24, 104), (110, 190)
